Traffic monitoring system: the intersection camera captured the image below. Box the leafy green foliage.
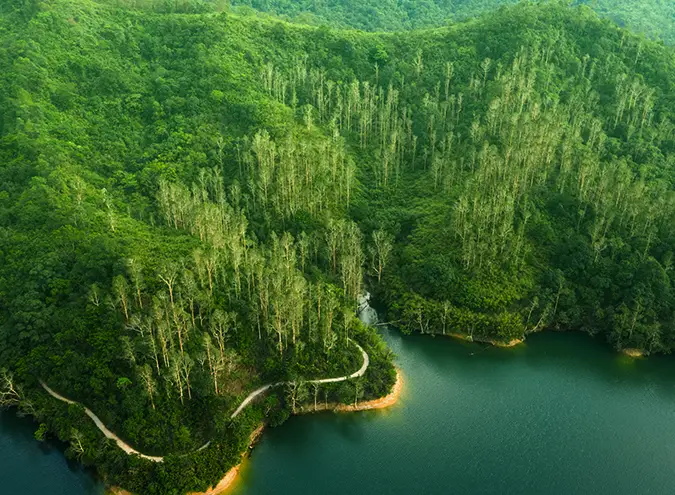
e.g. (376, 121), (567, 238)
(0, 0), (395, 492)
(0, 0), (674, 493)
(229, 0), (675, 45)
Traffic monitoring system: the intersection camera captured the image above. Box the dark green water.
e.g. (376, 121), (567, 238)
(0, 410), (104, 494)
(3, 329), (675, 494)
(231, 329), (675, 495)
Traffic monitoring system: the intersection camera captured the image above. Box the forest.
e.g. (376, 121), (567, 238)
(227, 0), (675, 43)
(0, 0), (674, 493)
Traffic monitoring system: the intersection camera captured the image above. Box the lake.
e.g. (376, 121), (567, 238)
(230, 329), (675, 494)
(0, 409), (104, 494)
(3, 328), (675, 494)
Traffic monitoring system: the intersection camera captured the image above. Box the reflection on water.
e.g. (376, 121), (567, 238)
(232, 327), (675, 495)
(0, 410), (104, 495)
(3, 323), (675, 495)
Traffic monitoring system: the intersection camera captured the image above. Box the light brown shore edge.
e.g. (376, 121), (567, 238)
(298, 367), (403, 414)
(492, 338), (524, 348)
(621, 348), (645, 357)
(446, 332), (523, 348)
(186, 424), (265, 495)
(108, 368), (403, 495)
(106, 425), (265, 495)
(452, 331), (650, 355)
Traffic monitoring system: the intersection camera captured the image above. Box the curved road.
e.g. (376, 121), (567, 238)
(230, 339), (368, 417)
(40, 381), (164, 462)
(41, 339), (369, 462)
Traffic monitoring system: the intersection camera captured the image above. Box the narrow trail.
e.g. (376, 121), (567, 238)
(230, 340), (368, 417)
(41, 339), (369, 463)
(40, 381), (163, 462)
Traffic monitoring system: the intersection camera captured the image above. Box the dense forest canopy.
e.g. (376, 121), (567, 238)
(0, 0), (674, 493)
(225, 0), (675, 43)
(0, 0), (398, 492)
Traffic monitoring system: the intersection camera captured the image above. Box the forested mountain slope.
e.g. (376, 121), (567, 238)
(0, 0), (397, 492)
(228, 0), (675, 43)
(0, 0), (674, 493)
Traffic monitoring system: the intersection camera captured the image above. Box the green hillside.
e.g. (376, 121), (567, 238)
(0, 0), (674, 493)
(228, 0), (675, 43)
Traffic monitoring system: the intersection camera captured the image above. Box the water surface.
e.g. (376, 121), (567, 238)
(3, 329), (675, 494)
(231, 329), (675, 495)
(0, 410), (104, 494)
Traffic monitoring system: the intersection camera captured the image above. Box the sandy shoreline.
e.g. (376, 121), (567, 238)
(446, 332), (523, 348)
(108, 369), (403, 495)
(107, 425), (265, 495)
(336, 367), (403, 411)
(186, 424), (265, 495)
(491, 338), (524, 348)
(208, 368), (403, 494)
(299, 367), (403, 414)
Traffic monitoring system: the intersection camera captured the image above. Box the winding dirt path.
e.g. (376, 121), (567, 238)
(40, 381), (163, 462)
(230, 339), (368, 417)
(41, 339), (369, 463)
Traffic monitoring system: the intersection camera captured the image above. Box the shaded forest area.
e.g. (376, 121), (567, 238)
(226, 0), (675, 43)
(0, 0), (674, 493)
(0, 0), (397, 492)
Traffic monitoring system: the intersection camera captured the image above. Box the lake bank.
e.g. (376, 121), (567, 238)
(185, 368), (404, 495)
(106, 369), (403, 495)
(621, 348), (645, 357)
(186, 425), (265, 495)
(445, 332), (524, 348)
(8, 330), (675, 495)
(228, 329), (675, 495)
(107, 426), (266, 495)
(298, 367), (403, 414)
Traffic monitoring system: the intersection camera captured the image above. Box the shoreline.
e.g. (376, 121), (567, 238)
(187, 424), (265, 495)
(621, 348), (645, 358)
(491, 338), (524, 348)
(446, 332), (523, 348)
(207, 368), (404, 494)
(108, 368), (403, 495)
(298, 367), (403, 414)
(106, 425), (265, 495)
(450, 329), (651, 356)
